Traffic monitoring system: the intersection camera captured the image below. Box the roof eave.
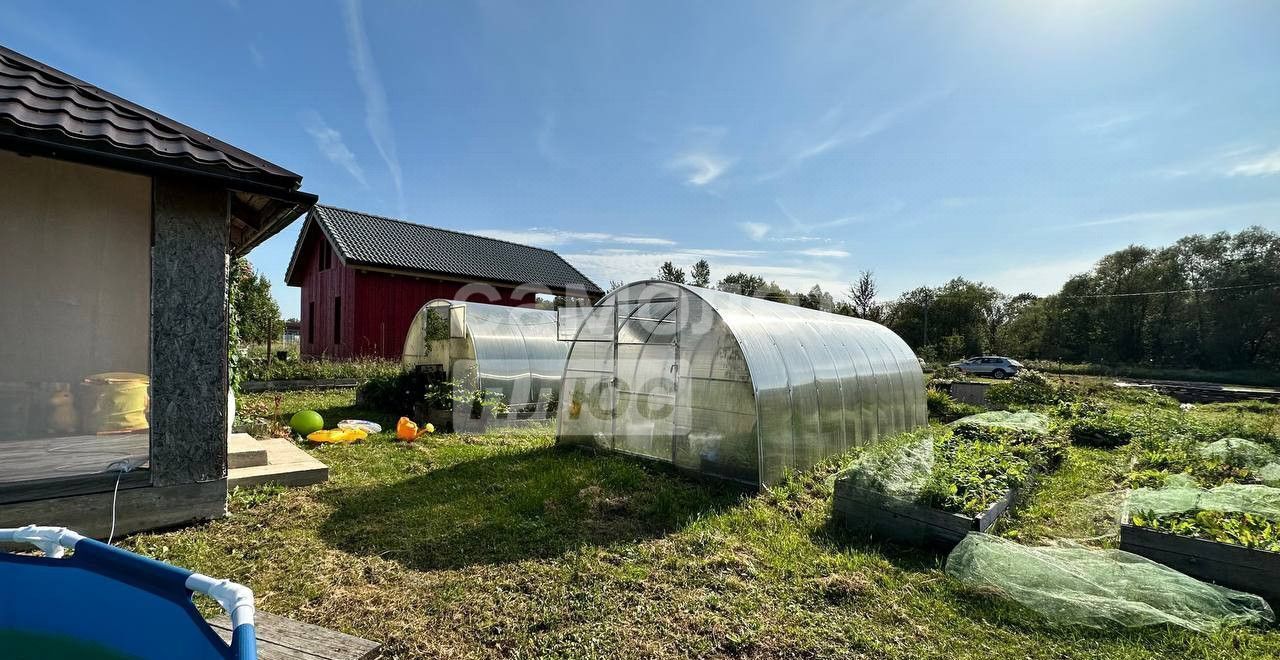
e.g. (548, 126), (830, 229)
(0, 131), (315, 254)
(343, 260), (601, 296)
(232, 192), (319, 257)
(0, 130), (303, 192)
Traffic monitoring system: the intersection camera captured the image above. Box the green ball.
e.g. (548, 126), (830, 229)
(289, 410), (324, 436)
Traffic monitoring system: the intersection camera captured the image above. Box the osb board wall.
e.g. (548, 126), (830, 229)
(0, 150), (151, 383)
(150, 176), (230, 487)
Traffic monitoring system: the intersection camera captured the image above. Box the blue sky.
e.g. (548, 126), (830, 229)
(4, 1), (1279, 317)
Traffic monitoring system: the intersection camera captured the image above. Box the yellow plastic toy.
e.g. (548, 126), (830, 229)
(306, 428), (368, 444)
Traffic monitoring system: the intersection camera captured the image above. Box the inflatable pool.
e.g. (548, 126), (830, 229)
(0, 525), (255, 659)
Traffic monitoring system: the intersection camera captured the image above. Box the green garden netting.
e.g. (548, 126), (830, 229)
(834, 434), (933, 498)
(1261, 463), (1280, 488)
(951, 410), (1052, 435)
(945, 533), (1274, 633)
(1199, 437), (1277, 469)
(1127, 482), (1280, 520)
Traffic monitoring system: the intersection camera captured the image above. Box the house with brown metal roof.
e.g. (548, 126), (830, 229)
(0, 45), (315, 536)
(284, 205), (603, 359)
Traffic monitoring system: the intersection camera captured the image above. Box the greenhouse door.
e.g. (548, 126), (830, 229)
(611, 290), (684, 466)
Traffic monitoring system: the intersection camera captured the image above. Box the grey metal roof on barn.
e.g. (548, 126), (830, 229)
(285, 205), (604, 295)
(0, 45), (303, 191)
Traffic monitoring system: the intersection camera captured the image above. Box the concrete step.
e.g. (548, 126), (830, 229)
(228, 438), (329, 490)
(228, 432), (269, 469)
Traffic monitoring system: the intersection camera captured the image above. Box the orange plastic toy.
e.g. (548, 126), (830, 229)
(396, 417), (436, 441)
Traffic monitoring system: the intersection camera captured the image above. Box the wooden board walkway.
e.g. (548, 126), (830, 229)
(210, 611), (381, 660)
(227, 435), (329, 490)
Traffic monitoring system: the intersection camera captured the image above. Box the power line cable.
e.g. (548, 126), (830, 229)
(1060, 281), (1280, 299)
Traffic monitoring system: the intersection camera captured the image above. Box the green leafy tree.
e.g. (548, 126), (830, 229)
(231, 258), (282, 345)
(717, 272), (766, 298)
(657, 261), (686, 283)
(690, 259), (712, 287)
(848, 270), (883, 321)
(887, 278), (999, 357)
(797, 284), (834, 311)
(1037, 227), (1280, 369)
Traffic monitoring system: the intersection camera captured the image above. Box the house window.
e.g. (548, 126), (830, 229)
(0, 152), (151, 485)
(333, 296), (342, 344)
(319, 241), (331, 271)
(308, 301), (315, 343)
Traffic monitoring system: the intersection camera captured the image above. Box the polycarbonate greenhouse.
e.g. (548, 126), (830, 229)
(556, 281), (927, 486)
(403, 299), (566, 418)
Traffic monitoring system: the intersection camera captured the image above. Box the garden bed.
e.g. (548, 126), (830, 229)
(241, 378), (360, 392)
(1119, 519), (1280, 608)
(834, 479), (1015, 549)
(830, 413), (1059, 550)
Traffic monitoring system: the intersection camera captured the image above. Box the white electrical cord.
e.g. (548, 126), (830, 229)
(108, 469), (123, 544)
(104, 458), (143, 545)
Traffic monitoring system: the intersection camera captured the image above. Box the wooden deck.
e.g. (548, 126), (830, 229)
(0, 432), (148, 483)
(210, 611), (381, 660)
(227, 434), (329, 490)
(0, 432), (150, 504)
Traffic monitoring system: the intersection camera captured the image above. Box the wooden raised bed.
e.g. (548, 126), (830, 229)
(833, 478), (1015, 550)
(241, 378), (360, 393)
(1119, 521), (1280, 607)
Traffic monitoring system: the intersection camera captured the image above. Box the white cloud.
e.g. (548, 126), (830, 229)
(759, 87), (953, 181)
(535, 109), (563, 166)
(301, 111), (367, 187)
(342, 0), (403, 209)
(248, 44), (265, 69)
(1228, 148), (1280, 177)
(1153, 143), (1280, 180)
(1075, 109), (1144, 135)
(984, 258), (1097, 296)
(1059, 200), (1280, 229)
(669, 151), (731, 186)
(797, 248), (850, 258)
(683, 248), (766, 259)
(475, 228), (676, 248)
(774, 198), (862, 233)
(739, 222), (771, 240)
(562, 249), (850, 296)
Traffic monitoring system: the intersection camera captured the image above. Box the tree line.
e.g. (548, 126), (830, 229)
(653, 226), (1280, 370)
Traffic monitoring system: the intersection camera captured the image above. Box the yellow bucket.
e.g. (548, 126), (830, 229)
(82, 372), (149, 433)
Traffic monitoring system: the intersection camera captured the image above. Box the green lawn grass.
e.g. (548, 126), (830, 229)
(116, 389), (1280, 658)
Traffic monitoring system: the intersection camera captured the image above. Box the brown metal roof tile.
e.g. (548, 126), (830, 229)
(285, 205), (603, 296)
(0, 45), (303, 190)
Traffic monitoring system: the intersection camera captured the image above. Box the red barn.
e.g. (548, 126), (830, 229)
(285, 205), (602, 359)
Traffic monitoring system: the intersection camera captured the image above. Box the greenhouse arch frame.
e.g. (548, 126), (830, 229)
(403, 299), (567, 421)
(556, 281), (926, 486)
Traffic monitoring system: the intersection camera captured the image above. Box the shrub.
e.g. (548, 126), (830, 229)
(1054, 399), (1109, 419)
(1124, 469), (1174, 489)
(952, 411), (1067, 468)
(985, 370), (1061, 408)
(1068, 415), (1134, 448)
(931, 365), (965, 381)
(927, 389), (984, 422)
(356, 370), (433, 414)
(243, 355), (402, 382)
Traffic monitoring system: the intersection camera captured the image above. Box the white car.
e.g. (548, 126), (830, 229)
(948, 356), (1023, 379)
